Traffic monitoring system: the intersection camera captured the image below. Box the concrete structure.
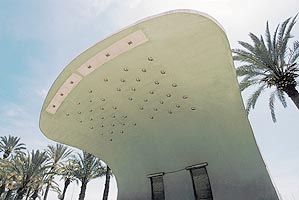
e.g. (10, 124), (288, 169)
(40, 10), (279, 200)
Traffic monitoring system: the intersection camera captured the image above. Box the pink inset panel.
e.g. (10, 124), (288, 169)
(46, 73), (82, 114)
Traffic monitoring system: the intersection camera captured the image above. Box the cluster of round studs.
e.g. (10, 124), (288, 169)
(63, 56), (197, 143)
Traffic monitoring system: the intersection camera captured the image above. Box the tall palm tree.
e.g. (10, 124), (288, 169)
(102, 165), (112, 200)
(43, 143), (73, 200)
(0, 158), (17, 199)
(9, 150), (49, 200)
(72, 151), (105, 200)
(0, 135), (26, 159)
(233, 15), (299, 122)
(0, 136), (26, 198)
(58, 160), (78, 200)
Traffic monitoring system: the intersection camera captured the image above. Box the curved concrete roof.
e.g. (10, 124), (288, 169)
(40, 10), (279, 200)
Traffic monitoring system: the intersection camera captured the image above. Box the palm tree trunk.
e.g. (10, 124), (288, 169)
(102, 166), (111, 200)
(25, 188), (32, 200)
(284, 85), (299, 109)
(15, 187), (26, 200)
(0, 183), (5, 197)
(4, 189), (12, 200)
(43, 182), (51, 200)
(61, 178), (71, 200)
(31, 189), (39, 200)
(78, 181), (88, 200)
(43, 166), (55, 200)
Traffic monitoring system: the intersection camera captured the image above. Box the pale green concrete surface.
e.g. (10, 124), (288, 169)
(40, 10), (279, 200)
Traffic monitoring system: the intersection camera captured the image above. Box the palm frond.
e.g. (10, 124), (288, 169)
(289, 40), (299, 64)
(232, 49), (267, 68)
(265, 21), (272, 53)
(245, 85), (265, 114)
(280, 15), (297, 65)
(239, 78), (260, 91)
(269, 92), (277, 122)
(238, 41), (255, 52)
(236, 65), (266, 77)
(272, 25), (280, 64)
(276, 89), (287, 108)
(277, 16), (294, 67)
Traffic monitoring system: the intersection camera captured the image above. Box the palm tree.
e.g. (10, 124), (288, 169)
(43, 143), (73, 200)
(0, 135), (26, 198)
(72, 151), (105, 200)
(0, 135), (26, 159)
(0, 158), (17, 199)
(10, 150), (49, 200)
(102, 165), (112, 200)
(58, 160), (78, 200)
(232, 15), (299, 122)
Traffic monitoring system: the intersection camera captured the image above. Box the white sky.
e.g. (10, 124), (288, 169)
(1, 0), (299, 199)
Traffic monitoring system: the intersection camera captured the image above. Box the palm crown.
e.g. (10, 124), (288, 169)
(0, 135), (26, 159)
(233, 15), (299, 122)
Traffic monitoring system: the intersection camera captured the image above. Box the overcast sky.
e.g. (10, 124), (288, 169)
(1, 0), (299, 200)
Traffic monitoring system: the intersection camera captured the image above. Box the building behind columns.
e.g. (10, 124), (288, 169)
(40, 10), (280, 200)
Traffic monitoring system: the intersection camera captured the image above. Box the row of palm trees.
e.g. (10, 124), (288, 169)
(0, 135), (112, 200)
